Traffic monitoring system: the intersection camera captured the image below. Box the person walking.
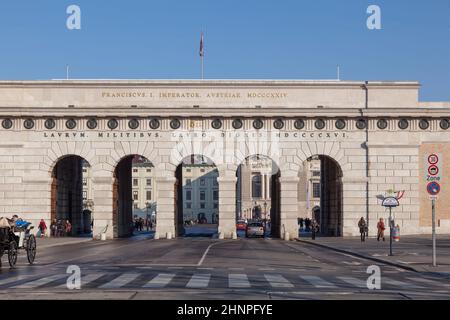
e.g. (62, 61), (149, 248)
(65, 220), (72, 236)
(377, 218), (386, 242)
(311, 219), (318, 240)
(38, 219), (47, 238)
(358, 217), (367, 242)
(50, 219), (57, 237)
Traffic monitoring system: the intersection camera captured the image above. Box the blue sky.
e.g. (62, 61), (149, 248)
(0, 0), (449, 101)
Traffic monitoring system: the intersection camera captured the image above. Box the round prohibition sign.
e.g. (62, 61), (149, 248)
(427, 182), (441, 195)
(428, 165), (439, 176)
(428, 154), (439, 165)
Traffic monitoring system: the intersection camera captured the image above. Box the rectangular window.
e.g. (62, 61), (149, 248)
(133, 168), (138, 173)
(146, 178), (152, 186)
(133, 191), (138, 200)
(214, 203), (218, 209)
(146, 191), (152, 200)
(200, 168), (205, 173)
(252, 174), (262, 198)
(186, 190), (192, 201)
(312, 171), (321, 177)
(82, 178), (87, 186)
(186, 179), (191, 186)
(146, 169), (152, 173)
(313, 183), (321, 198)
(200, 179), (205, 186)
(133, 203), (138, 209)
(200, 190), (206, 201)
(213, 190), (219, 201)
(82, 191), (87, 200)
(186, 203), (192, 209)
(186, 168), (191, 173)
(200, 203), (205, 209)
(133, 179), (138, 186)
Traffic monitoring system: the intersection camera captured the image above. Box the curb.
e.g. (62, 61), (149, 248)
(295, 238), (419, 273)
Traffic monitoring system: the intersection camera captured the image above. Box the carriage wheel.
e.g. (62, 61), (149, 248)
(8, 241), (18, 268)
(26, 234), (37, 264)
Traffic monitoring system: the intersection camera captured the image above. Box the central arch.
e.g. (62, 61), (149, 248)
(174, 155), (219, 237)
(113, 155), (155, 238)
(236, 155), (281, 238)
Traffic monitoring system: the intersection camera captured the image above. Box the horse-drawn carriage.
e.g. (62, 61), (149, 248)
(0, 217), (36, 268)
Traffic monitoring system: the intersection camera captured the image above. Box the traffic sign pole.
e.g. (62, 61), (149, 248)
(432, 198), (437, 267)
(389, 207), (393, 256)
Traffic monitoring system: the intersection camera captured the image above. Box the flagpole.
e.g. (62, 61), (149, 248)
(201, 54), (204, 80)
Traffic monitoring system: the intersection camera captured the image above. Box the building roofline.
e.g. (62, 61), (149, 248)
(0, 79), (421, 87)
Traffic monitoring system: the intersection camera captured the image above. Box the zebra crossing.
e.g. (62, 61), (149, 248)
(0, 271), (449, 292)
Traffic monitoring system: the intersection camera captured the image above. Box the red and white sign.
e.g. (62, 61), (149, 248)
(425, 153), (443, 186)
(428, 154), (439, 165)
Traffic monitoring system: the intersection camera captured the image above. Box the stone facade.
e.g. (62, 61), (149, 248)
(0, 80), (449, 240)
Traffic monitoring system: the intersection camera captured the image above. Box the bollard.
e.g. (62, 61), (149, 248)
(284, 232), (290, 241)
(166, 232), (172, 240)
(218, 232), (225, 240)
(232, 231), (237, 240)
(100, 233), (106, 241)
(154, 232), (160, 240)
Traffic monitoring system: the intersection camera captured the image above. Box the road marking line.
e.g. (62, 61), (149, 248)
(12, 274), (68, 289)
(342, 261), (362, 266)
(337, 277), (367, 289)
(383, 277), (425, 290)
(98, 273), (140, 289)
(264, 274), (294, 288)
(0, 275), (32, 287)
(143, 273), (175, 288)
(186, 274), (211, 288)
(197, 242), (223, 266)
(57, 273), (105, 289)
(407, 277), (450, 287)
(300, 276), (338, 289)
(229, 274), (251, 288)
(259, 268), (276, 271)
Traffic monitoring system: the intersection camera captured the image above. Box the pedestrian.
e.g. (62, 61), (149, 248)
(299, 218), (304, 231)
(358, 217), (367, 242)
(38, 219), (47, 238)
(65, 220), (72, 236)
(311, 219), (318, 240)
(56, 220), (64, 237)
(50, 219), (57, 237)
(377, 218), (386, 242)
(305, 218), (311, 232)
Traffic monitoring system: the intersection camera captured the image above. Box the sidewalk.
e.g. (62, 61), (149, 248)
(36, 236), (93, 249)
(296, 234), (450, 276)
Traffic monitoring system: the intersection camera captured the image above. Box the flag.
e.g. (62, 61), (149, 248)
(199, 33), (204, 57)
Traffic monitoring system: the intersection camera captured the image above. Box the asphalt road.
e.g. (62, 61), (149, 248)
(1, 235), (450, 300)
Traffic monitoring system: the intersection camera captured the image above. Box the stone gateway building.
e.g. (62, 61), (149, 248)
(1, 80), (450, 240)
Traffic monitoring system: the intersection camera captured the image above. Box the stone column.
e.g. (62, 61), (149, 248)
(218, 176), (237, 239)
(280, 176), (300, 240)
(92, 177), (114, 240)
(155, 176), (176, 239)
